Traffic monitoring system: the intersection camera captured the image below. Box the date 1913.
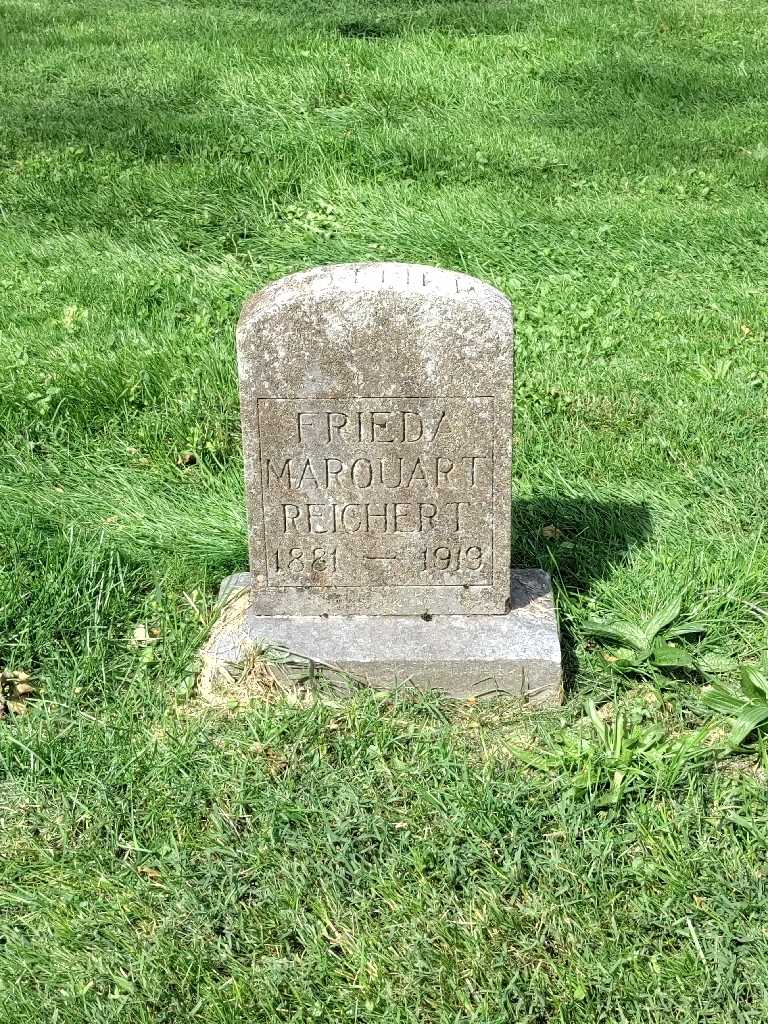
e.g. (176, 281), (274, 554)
(419, 546), (483, 571)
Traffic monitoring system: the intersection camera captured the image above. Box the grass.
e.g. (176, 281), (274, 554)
(1, 0), (768, 1019)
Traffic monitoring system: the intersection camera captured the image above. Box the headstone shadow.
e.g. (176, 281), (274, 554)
(512, 495), (652, 693)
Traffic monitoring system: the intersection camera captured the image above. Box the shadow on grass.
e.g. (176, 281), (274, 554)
(513, 496), (652, 694)
(513, 496), (651, 593)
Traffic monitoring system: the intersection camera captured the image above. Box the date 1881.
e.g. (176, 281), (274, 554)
(273, 547), (337, 574)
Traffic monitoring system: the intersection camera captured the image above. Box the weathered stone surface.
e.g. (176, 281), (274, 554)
(202, 570), (562, 704)
(236, 262), (513, 616)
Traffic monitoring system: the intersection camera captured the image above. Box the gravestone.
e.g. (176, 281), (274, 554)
(203, 263), (561, 703)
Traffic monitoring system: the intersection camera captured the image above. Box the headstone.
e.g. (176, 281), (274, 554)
(238, 263), (512, 615)
(204, 263), (561, 703)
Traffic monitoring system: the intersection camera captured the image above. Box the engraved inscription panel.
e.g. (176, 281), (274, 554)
(258, 398), (494, 589)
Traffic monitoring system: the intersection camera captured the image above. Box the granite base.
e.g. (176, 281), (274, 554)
(201, 569), (562, 705)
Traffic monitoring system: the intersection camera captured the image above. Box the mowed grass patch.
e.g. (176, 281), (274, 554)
(1, 0), (768, 1019)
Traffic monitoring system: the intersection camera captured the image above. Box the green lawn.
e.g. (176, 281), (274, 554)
(2, 0), (768, 1019)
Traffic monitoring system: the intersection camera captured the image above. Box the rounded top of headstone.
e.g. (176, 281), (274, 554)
(239, 261), (510, 320)
(236, 261), (513, 398)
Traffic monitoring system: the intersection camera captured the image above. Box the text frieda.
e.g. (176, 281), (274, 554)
(294, 408), (447, 445)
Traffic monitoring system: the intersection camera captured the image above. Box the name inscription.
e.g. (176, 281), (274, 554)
(257, 398), (494, 588)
